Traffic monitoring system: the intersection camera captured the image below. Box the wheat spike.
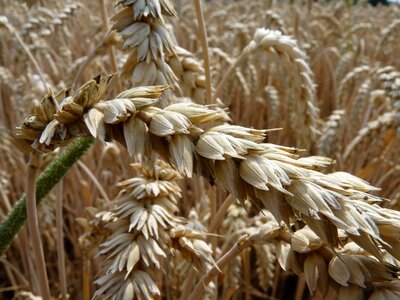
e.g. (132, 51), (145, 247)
(318, 109), (345, 159)
(248, 28), (318, 148)
(93, 161), (214, 299)
(112, 0), (177, 87)
(12, 79), (400, 267)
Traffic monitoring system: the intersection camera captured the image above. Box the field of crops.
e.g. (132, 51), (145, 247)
(0, 0), (399, 299)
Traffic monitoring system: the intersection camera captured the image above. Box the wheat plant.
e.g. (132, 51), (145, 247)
(0, 0), (400, 299)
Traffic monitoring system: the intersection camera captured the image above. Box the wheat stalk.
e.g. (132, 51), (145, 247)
(337, 65), (371, 109)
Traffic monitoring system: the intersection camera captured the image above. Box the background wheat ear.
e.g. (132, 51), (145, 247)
(111, 0), (178, 88)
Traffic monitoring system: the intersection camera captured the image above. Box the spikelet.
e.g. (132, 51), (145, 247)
(20, 3), (81, 42)
(377, 19), (400, 57)
(12, 74), (116, 153)
(254, 243), (276, 292)
(374, 67), (400, 107)
(252, 211), (277, 292)
(350, 78), (371, 132)
(343, 23), (372, 41)
(265, 10), (287, 33)
(221, 204), (249, 292)
(335, 51), (355, 81)
(167, 46), (208, 104)
(272, 226), (400, 298)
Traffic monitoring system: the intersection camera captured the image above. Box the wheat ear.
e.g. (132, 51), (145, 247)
(214, 28), (318, 148)
(111, 0), (178, 88)
(12, 77), (400, 266)
(93, 161), (214, 299)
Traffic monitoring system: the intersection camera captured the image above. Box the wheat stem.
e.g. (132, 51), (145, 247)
(82, 259), (90, 300)
(190, 235), (251, 300)
(55, 178), (68, 300)
(211, 188), (219, 299)
(26, 155), (51, 300)
(0, 257), (29, 288)
(242, 248), (251, 300)
(209, 195), (234, 233)
(180, 269), (196, 300)
(294, 276), (306, 300)
(194, 0), (213, 104)
(77, 160), (110, 202)
(100, 0), (122, 92)
(1, 19), (49, 90)
(214, 50), (249, 101)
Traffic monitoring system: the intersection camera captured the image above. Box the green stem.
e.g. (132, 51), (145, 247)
(0, 137), (95, 255)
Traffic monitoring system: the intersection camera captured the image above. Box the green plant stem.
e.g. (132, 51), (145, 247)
(0, 137), (95, 256)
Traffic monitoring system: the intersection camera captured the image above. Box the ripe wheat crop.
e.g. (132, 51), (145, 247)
(0, 0), (399, 299)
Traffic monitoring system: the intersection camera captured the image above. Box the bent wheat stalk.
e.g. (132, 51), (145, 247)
(11, 77), (400, 268)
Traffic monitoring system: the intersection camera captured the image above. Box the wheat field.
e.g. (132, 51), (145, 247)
(0, 0), (400, 299)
